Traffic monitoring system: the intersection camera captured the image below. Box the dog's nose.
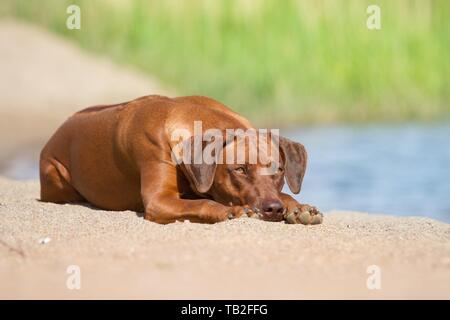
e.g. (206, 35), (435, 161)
(261, 199), (284, 221)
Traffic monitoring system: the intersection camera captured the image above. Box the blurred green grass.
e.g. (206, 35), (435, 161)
(1, 0), (449, 125)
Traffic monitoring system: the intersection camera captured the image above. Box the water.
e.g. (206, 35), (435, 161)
(284, 124), (450, 223)
(3, 124), (450, 223)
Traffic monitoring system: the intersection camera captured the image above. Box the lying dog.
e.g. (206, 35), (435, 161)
(40, 95), (322, 224)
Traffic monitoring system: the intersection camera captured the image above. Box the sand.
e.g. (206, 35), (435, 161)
(1, 177), (450, 299)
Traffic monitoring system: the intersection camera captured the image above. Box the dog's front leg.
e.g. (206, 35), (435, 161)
(143, 194), (248, 224)
(140, 165), (247, 224)
(279, 193), (323, 225)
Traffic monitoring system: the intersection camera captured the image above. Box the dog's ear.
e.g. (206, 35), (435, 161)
(180, 136), (220, 194)
(278, 136), (308, 194)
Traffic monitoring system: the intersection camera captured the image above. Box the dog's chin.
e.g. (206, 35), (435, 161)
(260, 212), (284, 222)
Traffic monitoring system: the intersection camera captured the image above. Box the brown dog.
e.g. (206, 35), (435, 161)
(40, 95), (322, 224)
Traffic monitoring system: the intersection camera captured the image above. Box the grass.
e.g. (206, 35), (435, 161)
(1, 0), (449, 125)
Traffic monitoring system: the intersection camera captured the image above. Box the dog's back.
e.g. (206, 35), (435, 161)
(40, 95), (251, 211)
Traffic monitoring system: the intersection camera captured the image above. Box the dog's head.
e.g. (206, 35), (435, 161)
(178, 131), (307, 221)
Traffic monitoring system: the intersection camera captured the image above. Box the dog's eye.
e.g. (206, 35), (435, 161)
(234, 167), (246, 174)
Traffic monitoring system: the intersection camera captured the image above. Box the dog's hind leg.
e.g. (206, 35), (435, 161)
(39, 157), (84, 204)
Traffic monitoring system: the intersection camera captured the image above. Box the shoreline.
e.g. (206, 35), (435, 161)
(1, 177), (449, 299)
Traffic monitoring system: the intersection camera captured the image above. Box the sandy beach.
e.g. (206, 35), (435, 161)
(1, 177), (450, 299)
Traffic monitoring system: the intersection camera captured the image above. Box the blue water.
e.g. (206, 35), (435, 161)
(285, 124), (450, 223)
(3, 124), (450, 223)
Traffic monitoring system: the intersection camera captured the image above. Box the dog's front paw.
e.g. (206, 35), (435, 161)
(225, 205), (255, 220)
(226, 205), (263, 220)
(284, 204), (323, 225)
